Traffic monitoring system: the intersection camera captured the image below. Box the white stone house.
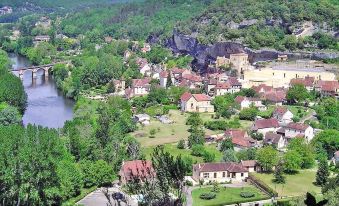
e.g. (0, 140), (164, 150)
(252, 118), (280, 135)
(235, 96), (267, 111)
(284, 122), (314, 143)
(272, 107), (294, 125)
(192, 162), (248, 184)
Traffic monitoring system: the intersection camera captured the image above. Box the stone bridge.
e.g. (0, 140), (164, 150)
(12, 61), (70, 80)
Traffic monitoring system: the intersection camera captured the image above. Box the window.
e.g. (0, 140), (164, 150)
(227, 172), (230, 177)
(214, 173), (217, 178)
(273, 72), (274, 76)
(203, 173), (209, 178)
(284, 73), (286, 78)
(241, 173), (244, 177)
(190, 103), (193, 109)
(222, 172), (226, 177)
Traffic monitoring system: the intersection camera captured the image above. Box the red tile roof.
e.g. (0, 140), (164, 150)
(132, 78), (151, 87)
(235, 96), (245, 104)
(286, 122), (309, 131)
(232, 136), (255, 148)
(290, 77), (315, 87)
(193, 162), (248, 173)
(182, 74), (202, 82)
(252, 84), (273, 93)
(159, 71), (168, 78)
(192, 94), (211, 102)
(316, 80), (339, 92)
(215, 82), (231, 89)
(180, 92), (192, 101)
(225, 129), (247, 139)
(273, 107), (288, 116)
(171, 68), (186, 74)
(253, 118), (279, 130)
(262, 91), (286, 103)
(119, 160), (154, 181)
(227, 77), (241, 86)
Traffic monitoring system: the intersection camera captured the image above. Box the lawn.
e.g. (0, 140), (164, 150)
(287, 105), (314, 120)
(192, 185), (269, 206)
(142, 143), (223, 163)
(133, 110), (222, 147)
(253, 169), (321, 197)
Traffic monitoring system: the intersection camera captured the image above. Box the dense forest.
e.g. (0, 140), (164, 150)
(176, 0), (339, 50)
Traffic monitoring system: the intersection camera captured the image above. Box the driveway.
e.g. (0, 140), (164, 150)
(77, 186), (138, 206)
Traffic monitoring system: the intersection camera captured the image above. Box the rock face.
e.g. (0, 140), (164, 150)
(165, 31), (339, 73)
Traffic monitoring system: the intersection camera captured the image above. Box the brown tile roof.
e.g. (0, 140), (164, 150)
(252, 84), (273, 94)
(241, 160), (258, 167)
(193, 162), (248, 173)
(286, 122), (309, 131)
(159, 71), (168, 78)
(290, 77), (315, 87)
(227, 77), (241, 86)
(182, 74), (202, 82)
(215, 82), (231, 89)
(262, 91), (286, 103)
(235, 96), (245, 104)
(171, 68), (186, 74)
(273, 107), (288, 116)
(264, 132), (282, 144)
(232, 136), (256, 148)
(132, 78), (151, 87)
(119, 160), (154, 181)
(225, 129), (246, 138)
(253, 118), (279, 130)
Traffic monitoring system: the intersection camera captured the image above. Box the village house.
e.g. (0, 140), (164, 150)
(315, 80), (339, 99)
(133, 114), (151, 125)
(125, 78), (151, 98)
(277, 54), (288, 61)
(181, 73), (203, 89)
(272, 107), (293, 125)
(252, 84), (274, 94)
(261, 90), (287, 106)
(215, 56), (230, 68)
(214, 53), (251, 76)
(243, 61), (336, 88)
(33, 35), (50, 46)
(283, 122), (314, 143)
(111, 79), (125, 94)
(264, 132), (286, 149)
(252, 118), (280, 135)
(136, 58), (151, 76)
(224, 129), (256, 151)
(141, 43), (151, 53)
(119, 160), (154, 185)
(290, 76), (315, 91)
(241, 160), (261, 172)
(235, 96), (267, 111)
(0, 6), (12, 15)
(159, 71), (168, 88)
(170, 68), (191, 85)
(192, 162), (248, 184)
(331, 151), (339, 166)
(180, 92), (214, 113)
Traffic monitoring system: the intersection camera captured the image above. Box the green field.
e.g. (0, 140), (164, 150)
(253, 170), (321, 197)
(142, 143), (223, 163)
(192, 185), (269, 206)
(133, 110), (221, 147)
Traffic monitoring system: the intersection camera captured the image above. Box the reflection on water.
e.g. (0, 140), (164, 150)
(9, 53), (74, 128)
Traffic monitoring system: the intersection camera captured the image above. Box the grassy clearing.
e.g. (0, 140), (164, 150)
(253, 169), (321, 197)
(192, 185), (269, 206)
(142, 143), (223, 163)
(133, 110), (222, 147)
(287, 106), (313, 119)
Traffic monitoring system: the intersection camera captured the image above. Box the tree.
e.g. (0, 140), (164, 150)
(186, 112), (203, 126)
(188, 124), (205, 147)
(166, 72), (172, 88)
(239, 107), (258, 121)
(0, 105), (21, 125)
(316, 157), (330, 186)
(274, 160), (285, 184)
(288, 138), (315, 169)
(284, 150), (302, 173)
(312, 129), (339, 159)
(256, 146), (278, 172)
(222, 149), (238, 163)
(0, 73), (27, 114)
(324, 187), (339, 206)
(304, 192), (328, 206)
(177, 139), (185, 149)
(287, 84), (310, 104)
(220, 138), (233, 152)
(203, 150), (215, 162)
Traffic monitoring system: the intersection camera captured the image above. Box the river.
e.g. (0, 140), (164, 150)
(9, 53), (74, 128)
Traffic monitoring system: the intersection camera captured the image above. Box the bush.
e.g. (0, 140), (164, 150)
(204, 120), (228, 130)
(239, 107), (258, 121)
(191, 144), (206, 157)
(240, 191), (255, 198)
(185, 180), (193, 186)
(177, 139), (185, 149)
(199, 193), (216, 200)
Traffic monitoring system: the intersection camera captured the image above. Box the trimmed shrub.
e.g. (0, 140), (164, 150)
(240, 191), (255, 198)
(199, 192), (216, 200)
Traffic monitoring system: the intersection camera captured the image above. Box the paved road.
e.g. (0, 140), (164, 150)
(77, 187), (138, 206)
